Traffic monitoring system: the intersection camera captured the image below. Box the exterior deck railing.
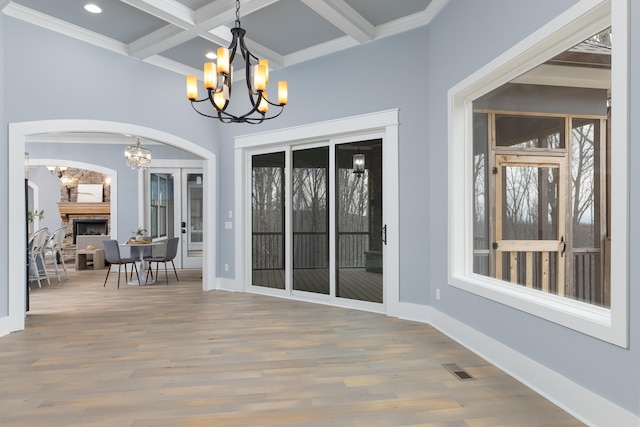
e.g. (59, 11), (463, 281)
(252, 231), (370, 270)
(473, 237), (605, 306)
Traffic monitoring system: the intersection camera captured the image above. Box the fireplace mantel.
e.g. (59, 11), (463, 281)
(57, 202), (110, 221)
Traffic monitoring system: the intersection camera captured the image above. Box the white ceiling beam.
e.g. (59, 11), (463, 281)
(301, 0), (374, 44)
(193, 0), (236, 26)
(199, 28), (284, 69)
(194, 0), (280, 34)
(120, 0), (196, 29)
(126, 0), (244, 61)
(128, 24), (195, 59)
(126, 0), (239, 61)
(0, 0), (12, 11)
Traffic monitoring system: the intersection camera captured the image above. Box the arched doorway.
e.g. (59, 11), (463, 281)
(7, 120), (217, 335)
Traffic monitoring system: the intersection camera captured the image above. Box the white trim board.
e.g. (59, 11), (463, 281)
(233, 109), (400, 316)
(397, 302), (638, 427)
(4, 119), (217, 336)
(447, 0), (628, 346)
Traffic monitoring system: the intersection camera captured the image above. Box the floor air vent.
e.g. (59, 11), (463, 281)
(442, 363), (474, 381)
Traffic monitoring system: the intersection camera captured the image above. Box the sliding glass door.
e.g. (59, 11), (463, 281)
(250, 139), (384, 305)
(252, 152), (286, 290)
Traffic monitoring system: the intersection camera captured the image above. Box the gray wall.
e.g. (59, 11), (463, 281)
(3, 19), (217, 147)
(0, 13), (6, 317)
(4, 18), (218, 247)
(215, 28), (431, 302)
(1, 0), (638, 417)
(427, 0), (638, 415)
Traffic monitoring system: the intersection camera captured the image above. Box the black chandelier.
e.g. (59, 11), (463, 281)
(186, 0), (288, 124)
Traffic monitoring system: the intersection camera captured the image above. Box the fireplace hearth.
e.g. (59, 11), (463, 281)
(73, 219), (109, 243)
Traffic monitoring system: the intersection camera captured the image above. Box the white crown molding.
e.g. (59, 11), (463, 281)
(3, 3), (127, 55)
(376, 0), (450, 39)
(143, 54), (202, 78)
(302, 0), (374, 43)
(284, 34), (358, 67)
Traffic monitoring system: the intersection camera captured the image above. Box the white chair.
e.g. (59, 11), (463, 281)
(28, 227), (50, 287)
(44, 227), (68, 281)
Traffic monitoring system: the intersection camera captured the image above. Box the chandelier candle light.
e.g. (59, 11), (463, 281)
(124, 139), (151, 170)
(186, 0), (288, 124)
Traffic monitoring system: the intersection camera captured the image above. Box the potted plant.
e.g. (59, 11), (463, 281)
(27, 209), (45, 223)
(133, 227), (147, 241)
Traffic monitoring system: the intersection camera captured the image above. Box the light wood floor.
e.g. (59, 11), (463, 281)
(0, 265), (585, 426)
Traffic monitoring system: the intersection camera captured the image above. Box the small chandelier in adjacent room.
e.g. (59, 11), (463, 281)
(46, 165), (68, 178)
(352, 153), (365, 177)
(124, 139), (151, 170)
(186, 0), (288, 124)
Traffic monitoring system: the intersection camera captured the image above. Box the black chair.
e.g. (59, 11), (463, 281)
(102, 240), (139, 289)
(145, 237), (179, 285)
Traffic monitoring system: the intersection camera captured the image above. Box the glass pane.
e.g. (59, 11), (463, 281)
(571, 118), (604, 305)
(473, 113), (490, 275)
(252, 152), (285, 289)
(502, 165), (558, 240)
(293, 147), (329, 295)
(187, 174), (203, 250)
(571, 119), (600, 248)
(470, 28), (611, 308)
(495, 115), (565, 149)
(336, 140), (383, 303)
(150, 173), (174, 239)
(500, 251), (558, 292)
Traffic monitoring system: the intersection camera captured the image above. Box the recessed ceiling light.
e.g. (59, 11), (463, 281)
(205, 51), (216, 60)
(84, 3), (102, 14)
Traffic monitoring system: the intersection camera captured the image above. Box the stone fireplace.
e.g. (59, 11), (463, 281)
(72, 219), (109, 244)
(57, 202), (110, 245)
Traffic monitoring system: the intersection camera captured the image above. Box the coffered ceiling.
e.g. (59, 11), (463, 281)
(2, 0), (446, 78)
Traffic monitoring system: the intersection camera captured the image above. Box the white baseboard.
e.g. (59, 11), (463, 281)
(0, 316), (9, 338)
(215, 277), (241, 292)
(397, 302), (638, 427)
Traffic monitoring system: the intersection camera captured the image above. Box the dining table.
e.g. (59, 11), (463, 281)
(121, 240), (161, 285)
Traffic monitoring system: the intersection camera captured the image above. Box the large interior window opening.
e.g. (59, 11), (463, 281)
(472, 28), (611, 308)
(449, 1), (627, 345)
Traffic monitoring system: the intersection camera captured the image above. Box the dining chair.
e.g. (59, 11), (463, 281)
(28, 227), (50, 287)
(102, 240), (139, 289)
(145, 237), (179, 285)
(44, 227), (68, 281)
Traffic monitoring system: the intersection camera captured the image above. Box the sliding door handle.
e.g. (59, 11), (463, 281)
(381, 225), (387, 245)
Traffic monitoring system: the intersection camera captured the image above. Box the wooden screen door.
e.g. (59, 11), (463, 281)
(493, 155), (567, 295)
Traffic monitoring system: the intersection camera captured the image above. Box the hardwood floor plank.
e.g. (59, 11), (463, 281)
(0, 267), (585, 426)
